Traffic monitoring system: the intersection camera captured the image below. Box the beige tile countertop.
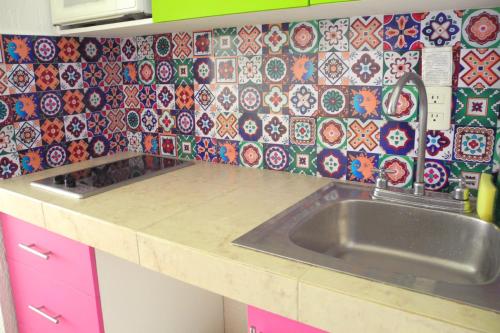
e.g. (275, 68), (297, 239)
(0, 153), (498, 333)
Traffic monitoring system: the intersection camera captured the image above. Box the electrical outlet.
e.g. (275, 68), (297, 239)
(426, 86), (452, 130)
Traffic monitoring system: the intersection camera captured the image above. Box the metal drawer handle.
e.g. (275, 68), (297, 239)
(18, 243), (51, 260)
(28, 305), (61, 324)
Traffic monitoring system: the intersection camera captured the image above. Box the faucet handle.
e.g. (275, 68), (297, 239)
(373, 167), (396, 189)
(449, 177), (469, 201)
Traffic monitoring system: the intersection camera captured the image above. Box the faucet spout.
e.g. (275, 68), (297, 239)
(387, 73), (428, 196)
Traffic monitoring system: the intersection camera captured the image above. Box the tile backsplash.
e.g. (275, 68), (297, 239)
(0, 7), (498, 195)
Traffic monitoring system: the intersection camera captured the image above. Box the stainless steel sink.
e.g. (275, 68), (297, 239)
(233, 182), (500, 312)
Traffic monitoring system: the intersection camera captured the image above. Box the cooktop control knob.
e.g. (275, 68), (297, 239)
(54, 175), (65, 185)
(64, 175), (77, 188)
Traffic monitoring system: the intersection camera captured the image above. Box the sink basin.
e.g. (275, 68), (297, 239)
(233, 183), (500, 312)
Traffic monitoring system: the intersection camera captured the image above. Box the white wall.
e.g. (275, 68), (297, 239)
(0, 0), (55, 35)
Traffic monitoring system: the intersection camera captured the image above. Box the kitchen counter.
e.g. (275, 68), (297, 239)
(0, 153), (498, 333)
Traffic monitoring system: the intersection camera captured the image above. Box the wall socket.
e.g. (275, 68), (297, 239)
(426, 86), (452, 130)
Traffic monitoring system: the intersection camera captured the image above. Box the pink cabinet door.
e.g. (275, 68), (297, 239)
(8, 259), (104, 333)
(1, 213), (97, 295)
(248, 306), (327, 333)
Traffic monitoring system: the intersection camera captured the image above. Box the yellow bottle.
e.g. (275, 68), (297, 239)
(476, 173), (497, 223)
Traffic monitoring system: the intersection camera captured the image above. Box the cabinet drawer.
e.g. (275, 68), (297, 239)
(1, 213), (97, 295)
(248, 306), (327, 333)
(9, 259), (104, 333)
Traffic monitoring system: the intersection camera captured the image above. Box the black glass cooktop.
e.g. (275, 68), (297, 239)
(31, 155), (193, 198)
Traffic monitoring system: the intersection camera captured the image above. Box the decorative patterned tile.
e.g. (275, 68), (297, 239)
(2, 35), (34, 63)
(453, 126), (495, 163)
(64, 113), (88, 141)
(289, 84), (318, 117)
(62, 89), (85, 115)
(173, 58), (194, 85)
(417, 126), (454, 160)
(195, 136), (218, 162)
(195, 110), (217, 137)
(420, 10), (462, 47)
(14, 120), (42, 150)
(83, 87), (106, 112)
(82, 62), (105, 88)
(57, 37), (80, 63)
(383, 50), (420, 85)
(262, 23), (288, 54)
(218, 139), (239, 165)
(88, 135), (110, 158)
(378, 154), (414, 188)
(347, 51), (383, 86)
(136, 35), (154, 60)
(145, 133), (160, 154)
(58, 63), (83, 90)
(318, 18), (349, 52)
(39, 91), (63, 118)
(262, 84), (288, 114)
(175, 84), (194, 110)
(347, 151), (379, 183)
(120, 37), (137, 61)
(106, 109), (126, 133)
(238, 84), (261, 113)
(383, 14), (422, 51)
(100, 38), (121, 62)
(424, 159), (450, 191)
(454, 88), (498, 127)
(260, 114), (289, 144)
(0, 65), (9, 95)
(382, 85), (418, 121)
(67, 139), (89, 163)
(108, 131), (128, 153)
(193, 57), (214, 84)
(6, 64), (36, 94)
(123, 85), (140, 108)
(137, 60), (156, 85)
(290, 116), (316, 146)
(172, 32), (193, 59)
(238, 56), (262, 84)
(287, 145), (317, 175)
(104, 85), (124, 110)
(174, 109), (195, 135)
(159, 134), (177, 157)
(239, 141), (263, 168)
(264, 144), (289, 171)
(451, 161), (492, 196)
(317, 117), (346, 149)
(458, 48), (499, 89)
(193, 31), (212, 57)
(127, 131), (143, 152)
(126, 109), (141, 131)
(79, 37), (102, 63)
(194, 84), (215, 112)
(213, 28), (238, 57)
(155, 60), (174, 84)
(237, 25), (262, 55)
(157, 109), (176, 134)
(316, 148), (347, 179)
(0, 125), (16, 155)
(379, 121), (416, 155)
(461, 8), (499, 49)
(289, 21), (319, 54)
(12, 93), (39, 121)
(215, 57), (237, 83)
(238, 112), (262, 142)
(177, 134), (196, 160)
(138, 85), (157, 109)
(349, 86), (382, 119)
(0, 153), (21, 179)
(33, 36), (58, 63)
(121, 62), (138, 85)
(289, 53), (317, 84)
(318, 86), (349, 117)
(86, 111), (109, 137)
(156, 84), (175, 109)
(494, 130), (500, 172)
(153, 34), (173, 61)
(40, 117), (65, 144)
(347, 118), (382, 153)
(18, 147), (44, 174)
(349, 15), (384, 51)
(263, 54), (289, 84)
(102, 62), (122, 86)
(318, 52), (350, 85)
(215, 112), (240, 140)
(0, 38), (3, 63)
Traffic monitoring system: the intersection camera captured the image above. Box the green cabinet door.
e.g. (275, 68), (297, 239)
(310, 0), (357, 4)
(153, 0), (309, 23)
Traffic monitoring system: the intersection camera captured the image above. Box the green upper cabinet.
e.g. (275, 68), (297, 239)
(309, 0), (356, 4)
(153, 0), (309, 23)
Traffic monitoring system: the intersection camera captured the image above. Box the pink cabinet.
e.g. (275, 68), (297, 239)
(0, 213), (104, 333)
(248, 306), (327, 333)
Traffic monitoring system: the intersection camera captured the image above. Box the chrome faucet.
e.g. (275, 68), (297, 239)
(372, 73), (471, 213)
(387, 72), (427, 196)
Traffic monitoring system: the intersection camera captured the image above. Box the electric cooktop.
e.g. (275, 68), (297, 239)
(31, 155), (193, 199)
